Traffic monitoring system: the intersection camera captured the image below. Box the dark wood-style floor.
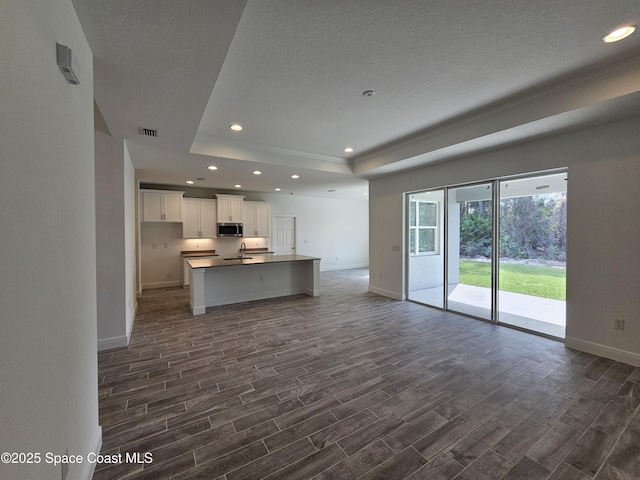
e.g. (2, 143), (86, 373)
(94, 269), (640, 480)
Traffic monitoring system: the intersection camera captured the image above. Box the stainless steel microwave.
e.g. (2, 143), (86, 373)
(217, 223), (243, 237)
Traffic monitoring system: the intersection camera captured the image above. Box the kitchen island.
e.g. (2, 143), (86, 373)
(187, 254), (320, 314)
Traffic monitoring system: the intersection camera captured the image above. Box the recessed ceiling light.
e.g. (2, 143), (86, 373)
(328, 189), (336, 192)
(344, 147), (354, 153)
(234, 184), (242, 188)
(253, 170), (262, 175)
(229, 124), (243, 131)
(208, 165), (218, 170)
(362, 90), (376, 97)
(603, 25), (636, 43)
(275, 188), (281, 191)
(186, 180), (194, 184)
(291, 174), (300, 179)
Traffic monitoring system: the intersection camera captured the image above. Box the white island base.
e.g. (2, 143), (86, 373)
(188, 255), (320, 315)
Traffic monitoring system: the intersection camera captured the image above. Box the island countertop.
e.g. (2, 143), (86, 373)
(186, 254), (320, 269)
(187, 254), (321, 314)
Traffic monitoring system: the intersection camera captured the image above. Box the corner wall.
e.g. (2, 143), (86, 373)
(95, 129), (137, 350)
(0, 1), (101, 479)
(369, 116), (640, 366)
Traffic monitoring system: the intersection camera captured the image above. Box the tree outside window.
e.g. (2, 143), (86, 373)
(409, 200), (438, 255)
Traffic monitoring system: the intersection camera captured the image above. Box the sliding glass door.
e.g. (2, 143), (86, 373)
(407, 190), (445, 308)
(498, 173), (567, 337)
(446, 183), (494, 320)
(406, 171), (566, 338)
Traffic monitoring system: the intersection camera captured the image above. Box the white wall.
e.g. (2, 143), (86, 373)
(260, 193), (369, 271)
(140, 222), (186, 288)
(0, 1), (101, 479)
(369, 116), (640, 366)
(95, 128), (137, 350)
(124, 144), (136, 335)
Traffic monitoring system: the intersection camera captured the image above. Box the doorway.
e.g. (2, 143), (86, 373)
(273, 215), (297, 255)
(406, 171), (567, 338)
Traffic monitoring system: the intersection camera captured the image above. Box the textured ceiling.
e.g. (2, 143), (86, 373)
(72, 0), (640, 199)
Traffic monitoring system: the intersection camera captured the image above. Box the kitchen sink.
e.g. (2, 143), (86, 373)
(223, 256), (253, 260)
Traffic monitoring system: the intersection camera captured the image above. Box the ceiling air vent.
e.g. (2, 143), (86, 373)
(138, 127), (158, 137)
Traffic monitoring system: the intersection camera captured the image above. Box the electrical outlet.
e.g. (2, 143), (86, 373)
(614, 318), (625, 330)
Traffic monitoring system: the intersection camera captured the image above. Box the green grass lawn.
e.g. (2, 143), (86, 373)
(459, 259), (566, 300)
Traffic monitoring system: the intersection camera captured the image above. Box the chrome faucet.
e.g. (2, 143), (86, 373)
(240, 242), (247, 258)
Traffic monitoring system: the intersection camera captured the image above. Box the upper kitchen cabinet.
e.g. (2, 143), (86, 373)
(215, 194), (244, 223)
(243, 202), (271, 237)
(183, 199), (217, 238)
(140, 189), (185, 222)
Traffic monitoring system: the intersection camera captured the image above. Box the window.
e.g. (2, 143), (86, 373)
(409, 200), (438, 254)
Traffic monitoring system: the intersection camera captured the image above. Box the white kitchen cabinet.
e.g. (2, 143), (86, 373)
(215, 194), (245, 223)
(243, 201), (271, 237)
(183, 199), (217, 238)
(141, 189), (185, 222)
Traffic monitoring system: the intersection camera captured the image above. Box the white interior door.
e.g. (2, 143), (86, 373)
(273, 215), (296, 255)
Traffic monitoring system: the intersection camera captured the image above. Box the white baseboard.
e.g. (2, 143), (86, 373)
(305, 287), (321, 297)
(97, 304), (136, 351)
(565, 336), (640, 367)
(368, 285), (404, 301)
(127, 300), (137, 338)
(320, 263), (369, 272)
(142, 280), (182, 289)
(98, 334), (129, 351)
(77, 426), (102, 480)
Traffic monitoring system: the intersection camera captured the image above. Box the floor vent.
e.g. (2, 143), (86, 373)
(138, 127), (158, 137)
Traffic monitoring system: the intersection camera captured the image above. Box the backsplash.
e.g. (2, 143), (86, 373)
(182, 237), (270, 256)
